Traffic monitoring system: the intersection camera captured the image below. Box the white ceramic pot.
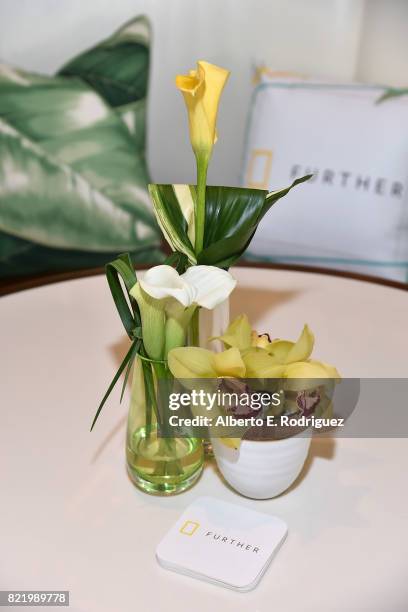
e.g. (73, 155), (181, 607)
(212, 434), (311, 499)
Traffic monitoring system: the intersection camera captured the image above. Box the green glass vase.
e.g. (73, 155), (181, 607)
(126, 357), (204, 495)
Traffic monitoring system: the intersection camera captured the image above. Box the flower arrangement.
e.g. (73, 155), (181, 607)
(92, 60), (338, 498)
(168, 314), (340, 450)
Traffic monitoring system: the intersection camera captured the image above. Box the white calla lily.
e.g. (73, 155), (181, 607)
(138, 264), (236, 310)
(139, 265), (196, 306)
(130, 265), (236, 359)
(182, 265), (236, 309)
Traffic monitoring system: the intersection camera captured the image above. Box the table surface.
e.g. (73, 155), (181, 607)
(1, 266), (408, 612)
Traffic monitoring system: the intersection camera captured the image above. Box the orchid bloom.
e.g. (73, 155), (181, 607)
(168, 346), (245, 380)
(167, 344), (284, 450)
(168, 316), (340, 451)
(168, 345), (245, 451)
(130, 265), (236, 359)
(212, 314), (340, 383)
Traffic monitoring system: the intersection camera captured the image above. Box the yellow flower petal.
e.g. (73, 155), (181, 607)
(213, 348), (246, 378)
(168, 346), (217, 378)
(268, 339), (294, 362)
(309, 360), (341, 381)
(220, 437), (241, 450)
(175, 73), (202, 95)
(213, 314), (252, 350)
(242, 348), (285, 378)
(285, 324), (315, 364)
(197, 61), (229, 143)
(283, 359), (340, 390)
(176, 60), (230, 158)
(251, 331), (270, 349)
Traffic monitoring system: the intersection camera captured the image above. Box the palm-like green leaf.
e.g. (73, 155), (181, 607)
(148, 184), (196, 263)
(91, 338), (140, 431)
(105, 254), (140, 339)
(91, 253), (143, 430)
(149, 176), (312, 268)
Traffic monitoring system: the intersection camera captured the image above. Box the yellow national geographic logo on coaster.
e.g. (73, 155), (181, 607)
(246, 149), (273, 189)
(179, 521), (200, 536)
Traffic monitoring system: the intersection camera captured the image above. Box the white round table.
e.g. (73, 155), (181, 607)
(1, 267), (408, 611)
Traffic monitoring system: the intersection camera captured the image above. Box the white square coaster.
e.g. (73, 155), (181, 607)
(156, 496), (287, 591)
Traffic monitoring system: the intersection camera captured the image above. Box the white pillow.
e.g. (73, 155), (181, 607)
(241, 71), (408, 282)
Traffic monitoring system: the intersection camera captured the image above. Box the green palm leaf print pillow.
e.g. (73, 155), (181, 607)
(0, 16), (162, 278)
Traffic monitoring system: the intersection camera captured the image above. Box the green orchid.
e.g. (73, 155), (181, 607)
(168, 346), (245, 379)
(213, 315), (339, 380)
(169, 316), (341, 448)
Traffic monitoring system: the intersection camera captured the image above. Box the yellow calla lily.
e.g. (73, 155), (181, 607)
(176, 60), (230, 254)
(176, 60), (230, 159)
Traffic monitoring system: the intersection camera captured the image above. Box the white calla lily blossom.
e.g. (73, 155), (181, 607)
(137, 264), (236, 310)
(138, 265), (196, 306)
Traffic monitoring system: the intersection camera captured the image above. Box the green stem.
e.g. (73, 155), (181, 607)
(141, 360), (154, 440)
(191, 308), (200, 347)
(152, 362), (173, 440)
(195, 154), (209, 255)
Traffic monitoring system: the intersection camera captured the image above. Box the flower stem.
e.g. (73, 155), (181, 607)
(194, 154), (208, 255)
(191, 308), (200, 346)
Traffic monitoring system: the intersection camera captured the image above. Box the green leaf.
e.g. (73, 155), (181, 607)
(142, 359), (158, 429)
(203, 186), (268, 249)
(91, 338), (140, 431)
(105, 254), (140, 339)
(376, 88), (408, 104)
(150, 176), (311, 268)
(148, 184), (196, 263)
(199, 176), (311, 267)
(262, 175), (313, 217)
(120, 352), (135, 403)
(58, 16), (150, 108)
(109, 252), (137, 292)
(164, 251), (189, 273)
